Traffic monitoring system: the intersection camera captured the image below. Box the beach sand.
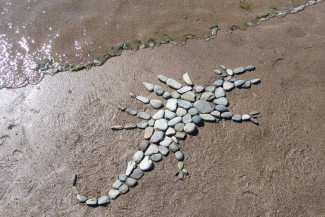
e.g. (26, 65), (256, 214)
(0, 3), (324, 217)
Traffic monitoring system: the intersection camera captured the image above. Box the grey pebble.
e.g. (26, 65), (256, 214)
(158, 146), (169, 156)
(150, 99), (163, 109)
(176, 108), (187, 117)
(145, 144), (159, 155)
(119, 174), (127, 182)
(108, 189), (120, 199)
(178, 100), (193, 109)
(165, 127), (176, 136)
(211, 110), (221, 118)
(221, 73), (228, 77)
(137, 122), (148, 129)
(214, 69), (222, 74)
(160, 136), (172, 147)
(165, 110), (177, 120)
(166, 78), (182, 89)
(232, 114), (242, 122)
(193, 100), (214, 113)
(200, 114), (215, 121)
(118, 106), (126, 111)
(221, 112), (233, 119)
(182, 113), (192, 124)
(130, 93), (136, 98)
(153, 110), (164, 120)
(148, 119), (155, 127)
(86, 199), (96, 206)
(175, 123), (185, 132)
(251, 79), (261, 84)
(214, 79), (224, 87)
(130, 168), (144, 180)
(177, 86), (192, 94)
(119, 184), (129, 194)
(184, 123), (196, 133)
(181, 91), (196, 102)
(163, 92), (171, 99)
(217, 75), (224, 80)
(223, 81), (235, 91)
(220, 64), (227, 70)
(242, 81), (251, 88)
(234, 80), (245, 87)
(168, 117), (183, 127)
(169, 142), (179, 152)
(179, 171), (184, 180)
(126, 178), (137, 187)
(133, 151), (144, 163)
(139, 156), (153, 171)
(157, 74), (168, 83)
(111, 125), (124, 130)
(124, 124), (137, 130)
(171, 91), (181, 99)
(137, 112), (151, 120)
(125, 108), (137, 116)
(175, 151), (184, 161)
(195, 93), (202, 101)
(215, 87), (225, 98)
(193, 85), (204, 93)
(178, 162), (184, 170)
(154, 119), (168, 131)
(205, 86), (216, 92)
(113, 179), (123, 189)
(98, 195), (110, 205)
(151, 153), (162, 162)
(138, 140), (150, 151)
(154, 85), (164, 96)
(136, 96), (150, 104)
(188, 108), (199, 116)
(200, 92), (215, 101)
(175, 132), (186, 139)
(192, 115), (203, 124)
(250, 118), (259, 124)
(166, 98), (178, 111)
(72, 186), (79, 195)
(215, 105), (228, 112)
(213, 97), (228, 106)
(250, 110), (260, 116)
(245, 65), (256, 71)
(76, 194), (88, 203)
(229, 77), (237, 83)
(72, 174), (77, 186)
(233, 67), (246, 74)
(143, 82), (154, 92)
(182, 169), (189, 175)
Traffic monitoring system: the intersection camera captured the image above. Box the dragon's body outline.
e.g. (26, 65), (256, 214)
(72, 64), (261, 206)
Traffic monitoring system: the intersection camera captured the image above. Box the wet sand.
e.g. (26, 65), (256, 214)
(0, 3), (325, 217)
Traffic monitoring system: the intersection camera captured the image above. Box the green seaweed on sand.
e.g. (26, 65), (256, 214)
(118, 43), (131, 50)
(147, 37), (156, 45)
(34, 58), (54, 71)
(72, 65), (86, 71)
(230, 24), (238, 31)
(239, 0), (251, 11)
(209, 25), (218, 30)
(256, 13), (271, 19)
(185, 33), (195, 39)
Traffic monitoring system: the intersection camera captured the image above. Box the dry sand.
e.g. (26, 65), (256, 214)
(0, 3), (324, 217)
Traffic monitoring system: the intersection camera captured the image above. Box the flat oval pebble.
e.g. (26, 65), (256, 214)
(160, 136), (172, 147)
(125, 108), (137, 116)
(178, 100), (193, 109)
(200, 92), (215, 101)
(150, 130), (165, 143)
(119, 174), (127, 182)
(145, 144), (159, 155)
(242, 81), (251, 88)
(188, 108), (198, 115)
(229, 77), (237, 83)
(158, 146), (169, 156)
(171, 91), (181, 99)
(175, 123), (184, 132)
(124, 124), (137, 130)
(232, 114), (242, 122)
(242, 114), (250, 120)
(153, 110), (164, 120)
(171, 136), (178, 143)
(220, 64), (227, 70)
(76, 194), (88, 203)
(250, 110), (260, 116)
(108, 189), (120, 199)
(126, 178), (137, 187)
(113, 179), (123, 189)
(163, 92), (171, 99)
(251, 79), (261, 84)
(175, 132), (186, 139)
(86, 198), (97, 206)
(169, 142), (179, 152)
(192, 115), (203, 124)
(126, 161), (136, 176)
(194, 100), (214, 113)
(195, 93), (202, 101)
(111, 125), (124, 130)
(133, 151), (144, 163)
(221, 112), (233, 119)
(157, 74), (168, 83)
(193, 85), (204, 93)
(168, 117), (182, 127)
(214, 69), (222, 74)
(130, 168), (144, 180)
(151, 153), (162, 162)
(205, 86), (216, 92)
(200, 114), (215, 121)
(165, 127), (176, 136)
(213, 97), (228, 106)
(118, 184), (129, 194)
(184, 123), (196, 133)
(183, 73), (193, 86)
(178, 162), (184, 170)
(215, 87), (225, 98)
(215, 105), (228, 112)
(144, 127), (154, 139)
(211, 110), (221, 118)
(181, 91), (196, 102)
(138, 140), (150, 151)
(221, 73), (228, 77)
(148, 119), (155, 127)
(233, 67), (246, 74)
(166, 99), (178, 111)
(143, 82), (154, 92)
(176, 108), (187, 117)
(234, 80), (245, 87)
(98, 195), (110, 205)
(175, 151), (184, 161)
(118, 106), (126, 111)
(154, 119), (168, 131)
(179, 171), (184, 180)
(182, 113), (192, 124)
(150, 99), (163, 109)
(245, 65), (256, 71)
(130, 93), (136, 98)
(139, 156), (153, 171)
(137, 112), (151, 120)
(224, 76), (232, 81)
(177, 86), (192, 94)
(223, 81), (235, 91)
(136, 96), (150, 104)
(154, 85), (164, 96)
(137, 122), (148, 129)
(214, 79), (224, 87)
(166, 78), (182, 89)
(226, 68), (233, 75)
(165, 110), (176, 119)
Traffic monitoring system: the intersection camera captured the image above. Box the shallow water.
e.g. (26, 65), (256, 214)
(0, 0), (308, 88)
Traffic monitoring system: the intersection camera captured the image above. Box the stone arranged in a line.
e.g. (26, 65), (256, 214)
(75, 64), (261, 206)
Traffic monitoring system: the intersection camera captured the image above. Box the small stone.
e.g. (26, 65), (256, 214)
(178, 100), (193, 109)
(151, 153), (162, 162)
(229, 77), (237, 83)
(165, 110), (176, 119)
(130, 93), (136, 98)
(178, 162), (184, 170)
(213, 97), (228, 106)
(150, 100), (163, 109)
(77, 194), (88, 203)
(175, 151), (184, 161)
(179, 171), (184, 180)
(182, 113), (192, 124)
(137, 112), (151, 120)
(169, 142), (179, 152)
(166, 78), (182, 89)
(154, 119), (168, 131)
(251, 118), (259, 124)
(140, 156), (153, 171)
(166, 99), (178, 111)
(226, 68), (233, 75)
(163, 92), (171, 99)
(118, 106), (126, 111)
(171, 136), (178, 143)
(233, 67), (246, 74)
(245, 65), (256, 71)
(251, 79), (261, 84)
(205, 86), (216, 92)
(145, 144), (159, 155)
(232, 114), (242, 122)
(196, 93), (202, 101)
(177, 86), (192, 94)
(136, 96), (150, 104)
(126, 161), (136, 176)
(144, 127), (154, 139)
(138, 140), (150, 151)
(193, 85), (204, 93)
(154, 85), (164, 96)
(215, 105), (228, 112)
(221, 73), (228, 77)
(221, 112), (233, 119)
(234, 80), (245, 87)
(182, 169), (189, 175)
(175, 132), (186, 139)
(193, 100), (214, 113)
(111, 125), (124, 130)
(126, 178), (137, 187)
(211, 111), (221, 118)
(250, 110), (260, 116)
(157, 74), (168, 83)
(133, 151), (144, 163)
(214, 79), (224, 87)
(98, 195), (110, 205)
(188, 108), (199, 115)
(113, 179), (123, 189)
(130, 168), (144, 180)
(224, 76), (232, 81)
(86, 198), (97, 206)
(176, 108), (187, 117)
(214, 69), (222, 74)
(192, 115), (203, 124)
(200, 114), (215, 121)
(124, 124), (137, 130)
(125, 109), (137, 116)
(148, 119), (155, 127)
(184, 123), (196, 133)
(153, 110), (164, 120)
(119, 184), (129, 194)
(217, 75), (224, 80)
(200, 92), (215, 101)
(119, 174), (127, 182)
(160, 136), (172, 147)
(242, 81), (251, 88)
(165, 127), (176, 136)
(183, 73), (193, 86)
(181, 91), (196, 102)
(159, 146), (169, 156)
(242, 114), (250, 120)
(223, 81), (235, 91)
(220, 64), (227, 70)
(72, 174), (77, 186)
(72, 186), (79, 195)
(108, 189), (120, 199)
(137, 122), (148, 129)
(143, 82), (154, 92)
(175, 123), (185, 132)
(171, 91), (181, 99)
(215, 87), (225, 98)
(168, 117), (182, 127)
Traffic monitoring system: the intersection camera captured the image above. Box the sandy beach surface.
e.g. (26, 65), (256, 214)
(0, 3), (324, 217)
